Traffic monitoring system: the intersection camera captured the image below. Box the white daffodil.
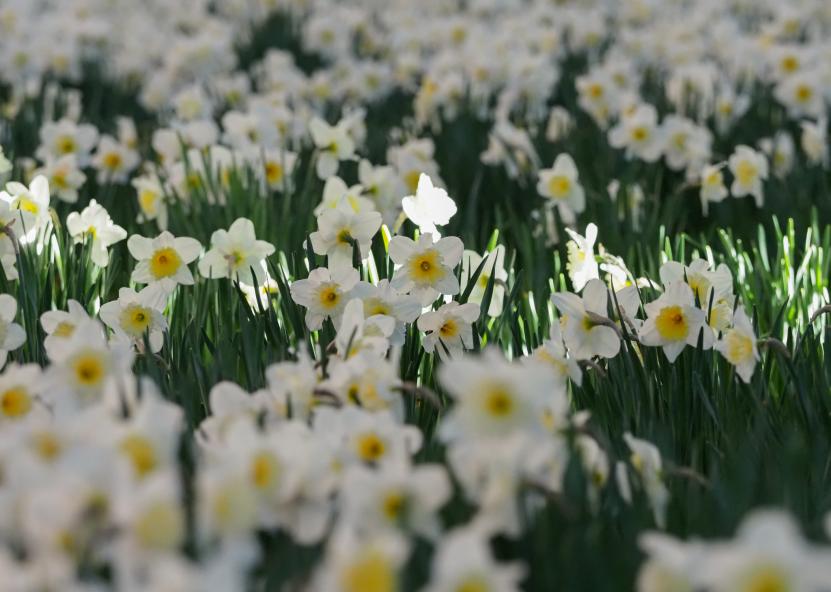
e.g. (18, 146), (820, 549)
(609, 103), (664, 162)
(339, 463), (451, 540)
(565, 223), (599, 292)
(460, 245), (508, 317)
(0, 175), (50, 241)
(0, 294), (25, 369)
(358, 159), (405, 226)
(309, 204), (382, 271)
(438, 348), (550, 441)
(350, 279), (421, 346)
(699, 163), (728, 216)
(715, 307), (759, 383)
(728, 145), (768, 208)
(422, 526), (524, 592)
(661, 115), (712, 175)
(800, 118), (828, 167)
(774, 71), (825, 119)
(623, 433), (670, 529)
(35, 154), (86, 203)
(335, 298), (395, 359)
(389, 233), (464, 305)
(132, 173), (168, 230)
(417, 301), (480, 360)
(66, 199), (127, 267)
(0, 363), (44, 424)
(309, 117), (356, 180)
(537, 154), (586, 224)
(37, 118), (99, 166)
(639, 281), (712, 362)
(531, 322), (583, 393)
(198, 218), (275, 284)
(551, 279), (620, 360)
(127, 231), (202, 292)
(91, 135), (140, 184)
(401, 173), (457, 238)
(290, 266), (360, 330)
(42, 319), (134, 414)
(314, 176), (373, 216)
(99, 286), (168, 353)
(40, 299), (92, 358)
(659, 258), (732, 311)
(259, 148), (298, 192)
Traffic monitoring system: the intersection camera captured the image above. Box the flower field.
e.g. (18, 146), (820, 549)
(2, 0), (831, 590)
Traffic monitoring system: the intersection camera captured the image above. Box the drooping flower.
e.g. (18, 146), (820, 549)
(728, 145), (768, 208)
(460, 245), (508, 317)
(551, 279), (620, 360)
(66, 199), (127, 267)
(564, 223), (599, 292)
(309, 117), (356, 180)
(417, 301), (480, 360)
(715, 307), (759, 383)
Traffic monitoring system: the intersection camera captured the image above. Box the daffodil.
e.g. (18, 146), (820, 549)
(609, 103), (664, 162)
(0, 363), (44, 423)
(389, 233), (464, 305)
(639, 281), (712, 362)
(309, 116), (356, 180)
(91, 135), (140, 184)
(417, 301), (480, 360)
(564, 223), (599, 292)
(715, 307), (759, 383)
(460, 245), (508, 317)
(401, 173), (457, 238)
(537, 154), (586, 223)
(699, 163), (728, 216)
(132, 173), (169, 230)
(36, 118), (98, 166)
(0, 294), (25, 368)
(623, 433), (669, 528)
(35, 155), (86, 203)
(309, 204), (382, 271)
(728, 145), (768, 208)
(99, 286), (168, 353)
(40, 300), (91, 359)
(0, 175), (50, 241)
(198, 218), (275, 284)
(290, 266), (360, 330)
(551, 279), (620, 360)
(127, 231), (203, 292)
(65, 199), (127, 267)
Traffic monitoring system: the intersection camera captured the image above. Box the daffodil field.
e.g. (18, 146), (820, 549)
(3, 0), (831, 590)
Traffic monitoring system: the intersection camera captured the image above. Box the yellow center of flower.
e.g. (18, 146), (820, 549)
(795, 84), (813, 103)
(366, 299), (390, 316)
(740, 565), (789, 592)
(120, 434), (157, 478)
(736, 160), (757, 186)
(120, 305), (152, 336)
(149, 247), (182, 279)
(134, 501), (184, 550)
(356, 432), (386, 463)
(0, 386), (31, 419)
(655, 306), (688, 341)
(781, 56), (799, 73)
(102, 152), (123, 170)
(71, 351), (106, 388)
(725, 330), (754, 364)
(139, 189), (159, 215)
(381, 490), (406, 521)
(547, 175), (572, 198)
(704, 170), (723, 187)
(318, 285), (341, 310)
(631, 126), (649, 142)
(250, 451), (280, 490)
(265, 162), (283, 184)
(482, 384), (515, 418)
(13, 196), (39, 215)
(409, 249), (444, 285)
(587, 83), (604, 99)
(439, 319), (458, 338)
(455, 576), (491, 592)
(337, 229), (354, 245)
(53, 321), (76, 337)
(57, 136), (77, 154)
(340, 549), (396, 592)
(32, 431), (62, 462)
(53, 171), (68, 189)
